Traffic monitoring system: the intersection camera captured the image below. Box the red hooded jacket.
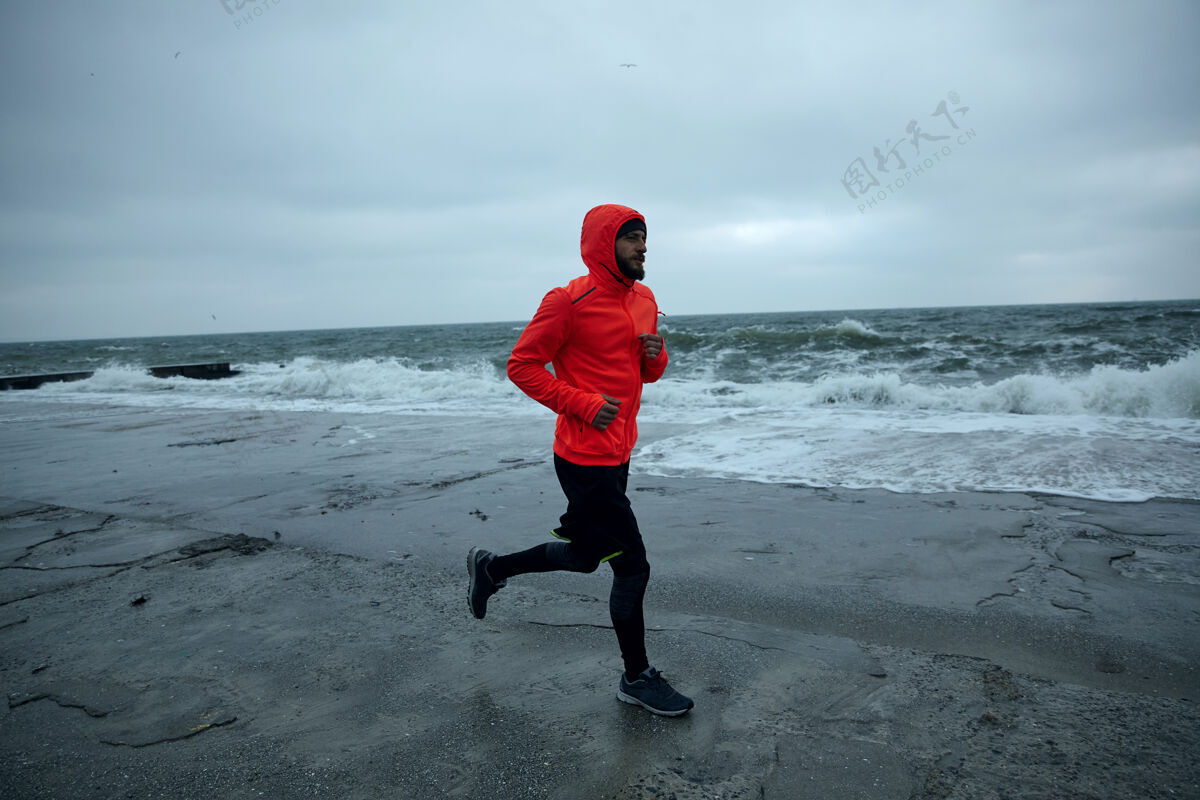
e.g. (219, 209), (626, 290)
(507, 204), (668, 466)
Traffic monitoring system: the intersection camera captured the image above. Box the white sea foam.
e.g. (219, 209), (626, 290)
(642, 350), (1200, 421)
(8, 347), (1198, 501)
(27, 358), (531, 417)
(636, 407), (1200, 502)
(832, 318), (883, 338)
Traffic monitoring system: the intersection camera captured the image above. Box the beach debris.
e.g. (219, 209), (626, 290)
(982, 667), (1021, 701)
(130, 595), (149, 607)
(429, 459), (544, 490)
(176, 534), (272, 559)
(923, 766), (958, 798)
(101, 708), (239, 747)
(8, 687), (116, 717)
(470, 509), (488, 522)
(167, 437), (238, 448)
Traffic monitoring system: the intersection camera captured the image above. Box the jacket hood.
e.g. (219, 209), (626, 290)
(580, 204), (644, 291)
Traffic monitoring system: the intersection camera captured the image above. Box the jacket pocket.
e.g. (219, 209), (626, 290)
(558, 415), (624, 458)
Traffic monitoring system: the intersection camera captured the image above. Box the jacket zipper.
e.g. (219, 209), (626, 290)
(620, 291), (638, 456)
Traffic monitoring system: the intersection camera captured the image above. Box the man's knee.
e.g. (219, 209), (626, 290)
(609, 569), (650, 621)
(608, 546), (649, 578)
(545, 541), (600, 573)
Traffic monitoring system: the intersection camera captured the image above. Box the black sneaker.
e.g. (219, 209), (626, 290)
(467, 547), (506, 620)
(617, 667), (694, 717)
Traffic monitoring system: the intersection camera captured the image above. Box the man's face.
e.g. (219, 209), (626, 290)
(615, 229), (647, 281)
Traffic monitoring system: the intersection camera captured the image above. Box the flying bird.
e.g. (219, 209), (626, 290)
(174, 51), (181, 59)
(619, 63), (637, 68)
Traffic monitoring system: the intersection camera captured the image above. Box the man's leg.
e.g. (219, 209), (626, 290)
(469, 540), (603, 619)
(488, 539), (600, 581)
(548, 456), (655, 680)
(590, 461), (693, 716)
(468, 456), (693, 714)
(467, 456), (610, 620)
(609, 555), (651, 680)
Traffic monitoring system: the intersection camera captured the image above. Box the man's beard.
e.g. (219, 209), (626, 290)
(616, 254), (645, 281)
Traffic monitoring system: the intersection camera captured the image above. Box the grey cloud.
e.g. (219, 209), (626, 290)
(1, 0), (1197, 340)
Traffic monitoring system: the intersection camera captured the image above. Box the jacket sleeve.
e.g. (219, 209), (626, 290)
(507, 288), (606, 423)
(641, 337), (668, 383)
(639, 292), (668, 383)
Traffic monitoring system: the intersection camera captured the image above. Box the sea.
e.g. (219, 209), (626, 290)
(2, 300), (1198, 503)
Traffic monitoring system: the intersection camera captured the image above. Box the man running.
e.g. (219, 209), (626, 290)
(467, 203), (693, 717)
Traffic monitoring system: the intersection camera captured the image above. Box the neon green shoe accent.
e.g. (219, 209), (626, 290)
(550, 529), (572, 542)
(600, 550), (624, 563)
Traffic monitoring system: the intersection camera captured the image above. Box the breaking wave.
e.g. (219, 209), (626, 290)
(24, 349), (1200, 421)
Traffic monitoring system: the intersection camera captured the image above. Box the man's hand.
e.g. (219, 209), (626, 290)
(639, 333), (664, 360)
(591, 394), (621, 431)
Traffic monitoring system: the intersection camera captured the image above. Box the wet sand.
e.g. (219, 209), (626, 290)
(1, 400), (1198, 799)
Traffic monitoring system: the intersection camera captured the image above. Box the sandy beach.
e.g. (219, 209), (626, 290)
(1, 400), (1197, 799)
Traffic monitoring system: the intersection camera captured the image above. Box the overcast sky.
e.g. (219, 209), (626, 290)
(1, 1), (1197, 342)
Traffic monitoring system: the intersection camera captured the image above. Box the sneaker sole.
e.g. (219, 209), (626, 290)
(616, 689), (693, 717)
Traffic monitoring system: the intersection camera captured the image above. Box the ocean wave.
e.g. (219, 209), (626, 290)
(246, 357), (510, 402)
(645, 350), (1200, 420)
(32, 357), (528, 415)
(23, 349), (1200, 422)
(60, 364), (173, 391)
(680, 318), (891, 354)
(12, 344), (1198, 503)
(830, 318), (884, 338)
(637, 409), (1200, 502)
